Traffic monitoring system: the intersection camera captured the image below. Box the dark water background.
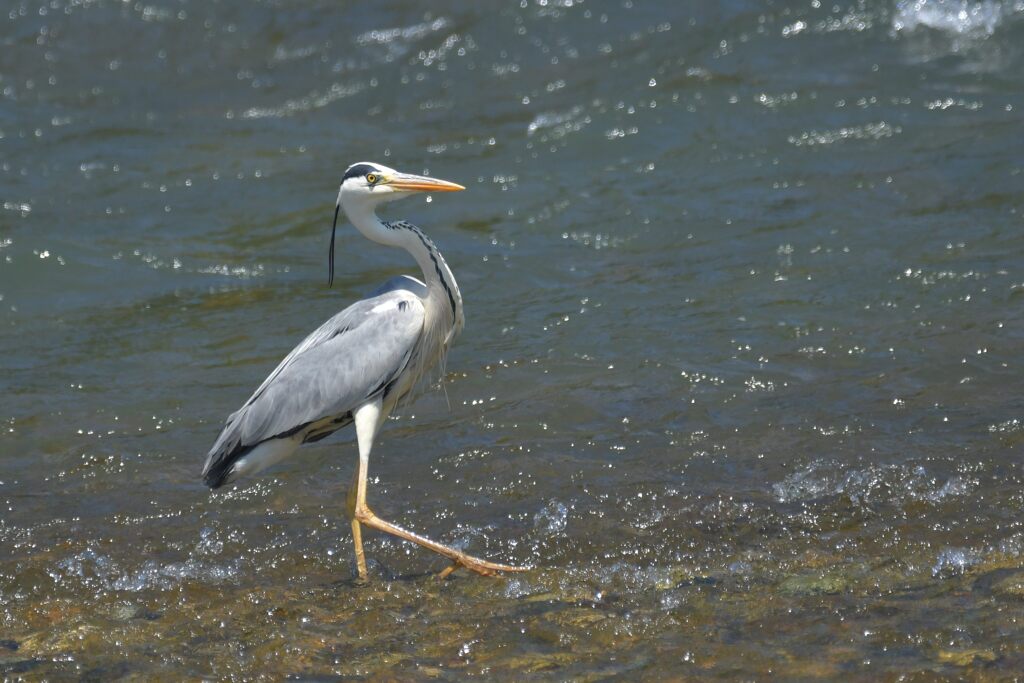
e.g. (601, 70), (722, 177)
(2, 0), (1024, 678)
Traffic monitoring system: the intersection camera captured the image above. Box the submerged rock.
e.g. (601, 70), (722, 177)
(778, 573), (850, 596)
(488, 651), (579, 674)
(937, 648), (996, 666)
(991, 573), (1024, 600)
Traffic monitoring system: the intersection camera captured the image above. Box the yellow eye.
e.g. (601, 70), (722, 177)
(366, 173), (377, 184)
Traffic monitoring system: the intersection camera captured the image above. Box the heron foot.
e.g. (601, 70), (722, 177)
(437, 554), (530, 579)
(352, 505), (527, 578)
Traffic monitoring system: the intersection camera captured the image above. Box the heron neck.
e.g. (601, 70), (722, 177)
(344, 202), (464, 338)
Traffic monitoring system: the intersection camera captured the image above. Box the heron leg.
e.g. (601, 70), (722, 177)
(349, 401), (528, 578)
(346, 467), (367, 581)
(346, 402), (380, 581)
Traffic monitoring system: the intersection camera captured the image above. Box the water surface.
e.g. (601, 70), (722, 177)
(2, 0), (1024, 678)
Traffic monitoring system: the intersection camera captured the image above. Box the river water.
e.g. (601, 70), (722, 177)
(2, 0), (1024, 679)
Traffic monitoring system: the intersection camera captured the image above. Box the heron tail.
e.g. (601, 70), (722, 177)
(202, 440), (250, 489)
(203, 435), (303, 489)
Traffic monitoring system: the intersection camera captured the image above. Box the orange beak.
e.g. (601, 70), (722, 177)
(387, 173), (465, 193)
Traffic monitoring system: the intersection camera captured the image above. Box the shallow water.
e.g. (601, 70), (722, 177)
(2, 0), (1024, 679)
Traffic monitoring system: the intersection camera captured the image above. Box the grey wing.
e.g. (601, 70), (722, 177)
(202, 290), (425, 484)
(370, 274), (427, 298)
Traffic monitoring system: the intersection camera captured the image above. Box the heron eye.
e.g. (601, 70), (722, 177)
(366, 173), (378, 184)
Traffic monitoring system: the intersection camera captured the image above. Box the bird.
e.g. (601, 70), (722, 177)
(201, 161), (526, 580)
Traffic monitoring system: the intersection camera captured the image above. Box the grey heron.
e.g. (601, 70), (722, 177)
(201, 162), (525, 580)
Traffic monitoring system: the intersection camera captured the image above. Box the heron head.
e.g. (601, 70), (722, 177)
(330, 162), (465, 286)
(337, 162), (465, 208)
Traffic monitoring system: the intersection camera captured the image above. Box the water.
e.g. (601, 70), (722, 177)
(2, 0), (1023, 678)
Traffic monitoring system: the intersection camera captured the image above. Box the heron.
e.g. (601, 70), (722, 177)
(201, 161), (526, 580)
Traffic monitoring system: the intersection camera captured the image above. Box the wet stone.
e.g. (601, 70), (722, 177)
(991, 573), (1024, 600)
(522, 591), (562, 604)
(550, 607), (607, 631)
(110, 602), (138, 621)
(778, 650), (842, 679)
(778, 572), (850, 596)
(414, 665), (445, 678)
(937, 648), (997, 666)
(0, 658), (44, 675)
(524, 617), (567, 648)
(487, 651), (579, 674)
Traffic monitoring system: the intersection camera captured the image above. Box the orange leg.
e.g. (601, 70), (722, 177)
(346, 400), (528, 579)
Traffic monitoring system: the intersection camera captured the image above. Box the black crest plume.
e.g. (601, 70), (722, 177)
(328, 202), (340, 287)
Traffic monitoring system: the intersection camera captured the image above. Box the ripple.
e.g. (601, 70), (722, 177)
(195, 263), (266, 279)
(236, 81), (365, 119)
(2, 201), (31, 216)
(526, 105), (589, 139)
(773, 460), (977, 506)
(50, 546), (239, 593)
(533, 499), (568, 535)
(989, 418), (1022, 434)
(787, 121), (901, 147)
(356, 17), (452, 47)
(111, 558), (239, 592)
(893, 0), (1018, 36)
(932, 546), (984, 577)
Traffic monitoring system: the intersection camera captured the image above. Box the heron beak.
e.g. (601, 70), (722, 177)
(387, 173), (465, 193)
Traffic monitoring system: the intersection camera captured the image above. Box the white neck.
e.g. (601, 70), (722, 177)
(342, 201), (464, 341)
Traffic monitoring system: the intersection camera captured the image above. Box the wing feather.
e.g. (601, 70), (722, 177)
(202, 290), (424, 484)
